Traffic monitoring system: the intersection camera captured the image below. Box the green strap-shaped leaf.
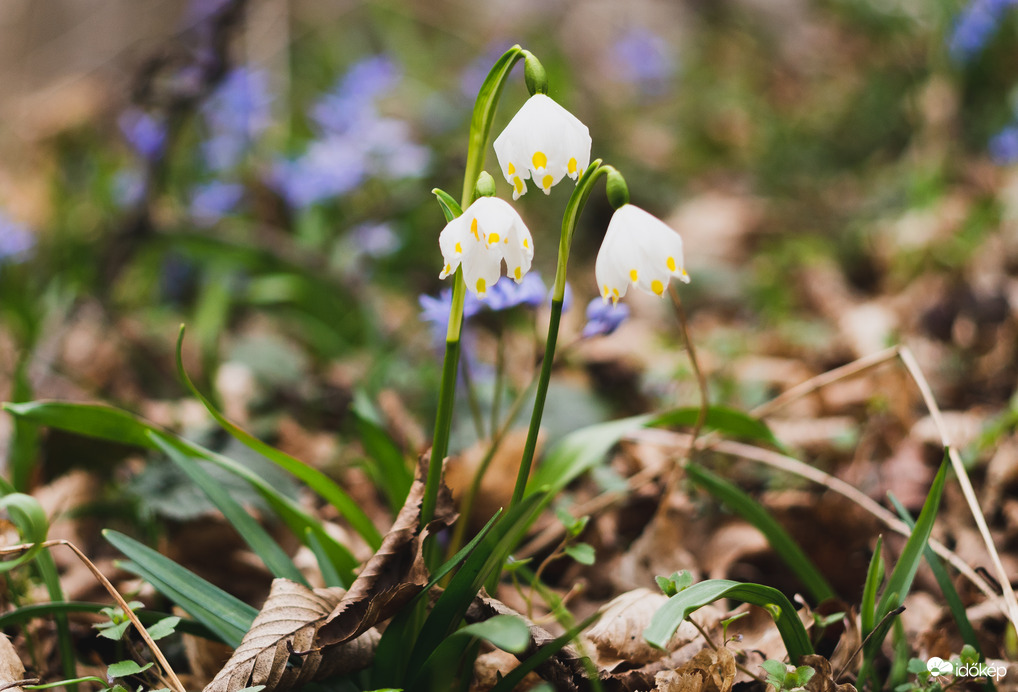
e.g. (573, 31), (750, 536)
(0, 493), (48, 571)
(644, 579), (813, 662)
(650, 406), (781, 447)
(685, 463), (836, 603)
(105, 530), (256, 648)
(176, 326), (383, 549)
(3, 400), (357, 585)
(149, 433), (306, 584)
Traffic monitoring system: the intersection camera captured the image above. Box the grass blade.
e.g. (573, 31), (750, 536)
(176, 326), (382, 549)
(888, 492), (981, 655)
(149, 432), (306, 584)
(860, 535), (884, 636)
(4, 400), (357, 585)
(645, 579), (813, 662)
(352, 392), (413, 512)
(685, 463), (836, 603)
(651, 406), (781, 447)
(104, 529), (257, 647)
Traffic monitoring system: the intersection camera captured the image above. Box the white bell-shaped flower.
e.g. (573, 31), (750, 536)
(594, 204), (689, 304)
(493, 94), (592, 200)
(438, 196), (534, 297)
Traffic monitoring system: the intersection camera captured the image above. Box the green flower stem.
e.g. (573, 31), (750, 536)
(420, 45), (529, 530)
(510, 160), (610, 508)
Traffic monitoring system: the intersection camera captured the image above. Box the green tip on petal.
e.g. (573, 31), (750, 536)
(475, 171), (497, 198)
(523, 51), (549, 96)
(605, 167), (630, 209)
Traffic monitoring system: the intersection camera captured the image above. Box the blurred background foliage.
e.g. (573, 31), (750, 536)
(1, 0), (1017, 491)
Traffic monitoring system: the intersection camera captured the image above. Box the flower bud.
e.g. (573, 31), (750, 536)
(523, 51), (549, 96)
(475, 171), (497, 198)
(605, 168), (630, 209)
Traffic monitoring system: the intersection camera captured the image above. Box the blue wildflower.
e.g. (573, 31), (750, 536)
(201, 67), (272, 171)
(0, 212), (35, 263)
(989, 124), (1018, 164)
(118, 109), (167, 160)
(270, 137), (368, 208)
(948, 0), (1018, 62)
(483, 272), (547, 311)
(581, 297), (630, 338)
(189, 181), (244, 226)
(311, 56), (399, 135)
(611, 28), (677, 95)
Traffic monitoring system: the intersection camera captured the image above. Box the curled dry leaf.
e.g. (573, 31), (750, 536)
(655, 646), (736, 692)
(0, 634), (27, 692)
(315, 457), (457, 647)
(202, 579), (378, 692)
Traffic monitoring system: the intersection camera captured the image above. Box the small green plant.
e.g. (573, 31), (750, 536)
(761, 659), (816, 692)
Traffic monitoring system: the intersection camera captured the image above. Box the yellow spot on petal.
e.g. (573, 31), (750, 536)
(612, 288), (620, 299)
(488, 233), (500, 244)
(507, 162), (515, 175)
(651, 279), (664, 296)
(443, 264), (451, 275)
(568, 157), (577, 174)
(476, 278), (486, 294)
(667, 256), (676, 272)
(514, 266), (522, 280)
(602, 284), (610, 298)
(629, 269), (638, 282)
(542, 174), (553, 190)
(513, 177), (524, 195)
(504, 237), (509, 244)
(471, 218), (479, 240)
(455, 242), (462, 254)
(532, 151), (547, 170)
(523, 238), (529, 249)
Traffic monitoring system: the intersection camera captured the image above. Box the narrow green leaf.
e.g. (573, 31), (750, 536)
(0, 493), (48, 571)
(650, 406), (781, 447)
(644, 579), (813, 661)
(352, 392), (413, 511)
(860, 535), (883, 636)
(488, 612), (601, 692)
(527, 414), (651, 497)
(150, 433), (306, 584)
(407, 494), (545, 683)
(176, 326), (383, 549)
(888, 493), (983, 657)
(431, 188), (463, 222)
(456, 615), (530, 654)
(104, 530), (256, 647)
(4, 400), (357, 585)
(685, 463), (836, 603)
(874, 456), (949, 621)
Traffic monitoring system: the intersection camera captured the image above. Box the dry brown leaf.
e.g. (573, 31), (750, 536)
(0, 634), (27, 692)
(654, 669), (708, 692)
(661, 646), (736, 692)
(202, 579), (377, 692)
(588, 589), (723, 670)
(315, 458), (456, 647)
(801, 654), (857, 692)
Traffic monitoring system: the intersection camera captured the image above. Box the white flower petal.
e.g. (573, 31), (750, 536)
(594, 204), (689, 303)
(493, 94), (591, 198)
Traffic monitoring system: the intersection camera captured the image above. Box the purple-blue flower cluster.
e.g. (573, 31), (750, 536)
(200, 67), (272, 172)
(119, 109), (168, 161)
(271, 56), (430, 210)
(989, 124), (1018, 164)
(0, 211), (35, 264)
(581, 298), (630, 338)
(419, 272), (548, 343)
(948, 0), (1018, 62)
(610, 28), (677, 96)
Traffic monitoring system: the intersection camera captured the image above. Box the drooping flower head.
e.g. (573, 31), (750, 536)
(438, 196), (534, 297)
(493, 94), (592, 199)
(595, 204), (689, 305)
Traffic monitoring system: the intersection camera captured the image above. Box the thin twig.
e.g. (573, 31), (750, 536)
(834, 605), (906, 681)
(897, 345), (1018, 633)
(0, 540), (185, 692)
(750, 346), (900, 419)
